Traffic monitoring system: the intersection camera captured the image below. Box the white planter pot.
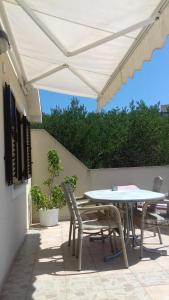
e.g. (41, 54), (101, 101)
(39, 208), (59, 226)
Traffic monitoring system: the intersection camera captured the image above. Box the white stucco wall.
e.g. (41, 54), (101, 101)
(0, 53), (31, 289)
(89, 166), (169, 193)
(31, 129), (169, 222)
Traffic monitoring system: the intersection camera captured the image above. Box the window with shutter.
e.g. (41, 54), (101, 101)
(16, 110), (22, 181)
(27, 121), (32, 178)
(23, 116), (32, 179)
(3, 83), (13, 185)
(3, 83), (32, 185)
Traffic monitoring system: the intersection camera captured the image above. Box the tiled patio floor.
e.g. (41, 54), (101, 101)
(1, 222), (169, 300)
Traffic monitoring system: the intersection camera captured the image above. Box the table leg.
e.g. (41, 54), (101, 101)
(129, 204), (140, 248)
(104, 204), (130, 262)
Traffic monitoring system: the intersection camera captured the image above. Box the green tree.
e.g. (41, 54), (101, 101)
(32, 98), (169, 168)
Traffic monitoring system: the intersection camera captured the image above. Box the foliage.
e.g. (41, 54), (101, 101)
(31, 149), (78, 210)
(51, 185), (65, 209)
(31, 186), (49, 210)
(64, 175), (78, 191)
(32, 98), (169, 168)
(43, 149), (63, 191)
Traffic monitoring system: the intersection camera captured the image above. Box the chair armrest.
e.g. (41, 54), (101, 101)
(77, 200), (93, 206)
(142, 199), (167, 219)
(144, 199), (166, 205)
(78, 204), (114, 211)
(78, 204), (122, 222)
(76, 195), (87, 200)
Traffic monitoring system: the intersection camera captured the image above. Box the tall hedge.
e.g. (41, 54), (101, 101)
(32, 98), (169, 168)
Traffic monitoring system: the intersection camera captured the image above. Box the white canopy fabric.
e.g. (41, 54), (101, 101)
(1, 0), (169, 110)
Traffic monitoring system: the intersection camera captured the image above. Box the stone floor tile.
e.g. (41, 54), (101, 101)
(66, 274), (102, 289)
(27, 276), (67, 300)
(99, 272), (141, 290)
(66, 276), (105, 300)
(99, 269), (131, 278)
(1, 223), (169, 300)
(107, 287), (151, 300)
(156, 260), (169, 271)
(135, 271), (169, 287)
(65, 269), (99, 277)
(144, 285), (169, 300)
(0, 293), (27, 300)
(129, 259), (163, 273)
(67, 290), (110, 300)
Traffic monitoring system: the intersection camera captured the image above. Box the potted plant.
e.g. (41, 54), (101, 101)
(31, 149), (77, 226)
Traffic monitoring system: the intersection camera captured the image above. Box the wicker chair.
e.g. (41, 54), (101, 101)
(69, 196), (91, 249)
(62, 185), (91, 255)
(133, 176), (169, 258)
(62, 182), (128, 271)
(62, 182), (106, 256)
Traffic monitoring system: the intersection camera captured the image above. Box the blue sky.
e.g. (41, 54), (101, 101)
(40, 36), (169, 113)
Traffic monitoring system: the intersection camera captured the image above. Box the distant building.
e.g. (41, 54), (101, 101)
(160, 105), (169, 116)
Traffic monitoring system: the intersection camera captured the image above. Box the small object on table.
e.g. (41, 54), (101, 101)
(118, 185), (139, 191)
(112, 185), (118, 191)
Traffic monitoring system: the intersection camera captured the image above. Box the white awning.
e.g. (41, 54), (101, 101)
(1, 0), (169, 109)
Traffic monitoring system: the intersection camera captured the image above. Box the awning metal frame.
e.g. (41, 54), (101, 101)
(16, 0), (159, 58)
(26, 63), (99, 95)
(5, 0), (159, 96)
(1, 0), (168, 103)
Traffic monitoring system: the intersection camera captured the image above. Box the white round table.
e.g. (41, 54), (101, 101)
(84, 189), (165, 260)
(84, 189), (165, 203)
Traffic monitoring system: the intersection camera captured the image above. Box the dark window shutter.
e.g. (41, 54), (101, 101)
(3, 84), (19, 185)
(3, 83), (24, 185)
(3, 83), (31, 184)
(23, 116), (32, 179)
(3, 84), (13, 185)
(27, 121), (32, 177)
(16, 110), (22, 181)
(11, 93), (18, 180)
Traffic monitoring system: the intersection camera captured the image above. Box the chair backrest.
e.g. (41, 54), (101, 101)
(61, 182), (83, 227)
(153, 176), (163, 192)
(61, 182), (76, 221)
(146, 176), (164, 213)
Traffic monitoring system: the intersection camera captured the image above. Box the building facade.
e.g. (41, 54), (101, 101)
(0, 52), (41, 289)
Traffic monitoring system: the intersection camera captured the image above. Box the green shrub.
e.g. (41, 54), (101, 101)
(31, 149), (77, 210)
(32, 99), (169, 168)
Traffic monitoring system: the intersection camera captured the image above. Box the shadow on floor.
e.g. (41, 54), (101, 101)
(0, 225), (169, 300)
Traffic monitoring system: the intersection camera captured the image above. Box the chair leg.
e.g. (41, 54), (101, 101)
(76, 229), (79, 258)
(112, 229), (119, 252)
(101, 229), (105, 243)
(68, 218), (73, 247)
(78, 231), (83, 271)
(157, 226), (163, 244)
(72, 225), (76, 256)
(153, 228), (156, 237)
(140, 221), (144, 259)
(118, 224), (129, 268)
(109, 229), (114, 253)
